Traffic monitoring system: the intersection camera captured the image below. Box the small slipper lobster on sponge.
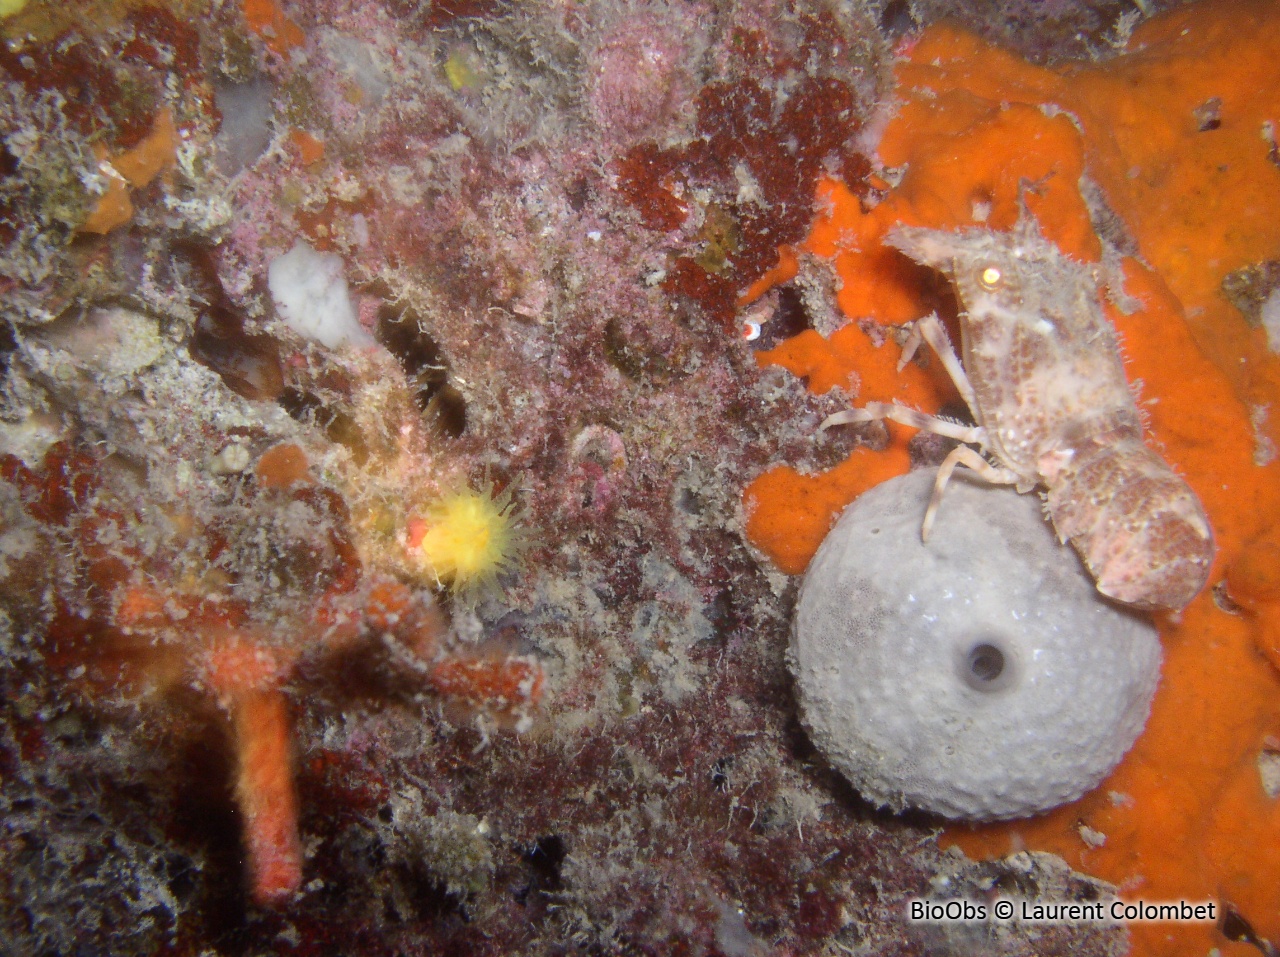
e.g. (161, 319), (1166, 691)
(822, 216), (1214, 611)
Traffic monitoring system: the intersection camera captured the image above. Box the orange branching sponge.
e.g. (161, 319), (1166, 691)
(109, 107), (179, 189)
(109, 572), (544, 904)
(231, 688), (302, 906)
(743, 2), (1280, 954)
(5, 440), (546, 908)
(429, 655), (546, 716)
(80, 145), (134, 236)
(112, 591), (306, 905)
(203, 641), (301, 906)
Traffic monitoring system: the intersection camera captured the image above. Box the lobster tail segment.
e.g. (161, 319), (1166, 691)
(1046, 438), (1213, 611)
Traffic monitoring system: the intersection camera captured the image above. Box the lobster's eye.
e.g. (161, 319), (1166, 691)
(978, 265), (1002, 290)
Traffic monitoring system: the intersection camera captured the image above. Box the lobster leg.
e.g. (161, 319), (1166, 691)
(922, 444), (1020, 541)
(820, 401), (983, 443)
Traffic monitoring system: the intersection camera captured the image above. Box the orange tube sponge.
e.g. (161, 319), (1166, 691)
(743, 3), (1280, 954)
(229, 686), (302, 906)
(199, 640), (302, 906)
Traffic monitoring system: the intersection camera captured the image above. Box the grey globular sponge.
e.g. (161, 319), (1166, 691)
(791, 469), (1161, 821)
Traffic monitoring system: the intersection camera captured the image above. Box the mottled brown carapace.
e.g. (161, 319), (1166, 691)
(823, 217), (1214, 611)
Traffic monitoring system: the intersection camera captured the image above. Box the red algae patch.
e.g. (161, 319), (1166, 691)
(744, 2), (1280, 954)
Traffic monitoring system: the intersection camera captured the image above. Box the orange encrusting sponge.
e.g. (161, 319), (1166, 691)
(742, 2), (1280, 955)
(78, 108), (178, 235)
(744, 320), (958, 575)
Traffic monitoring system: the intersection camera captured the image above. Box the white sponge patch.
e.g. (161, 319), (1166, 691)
(267, 240), (374, 350)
